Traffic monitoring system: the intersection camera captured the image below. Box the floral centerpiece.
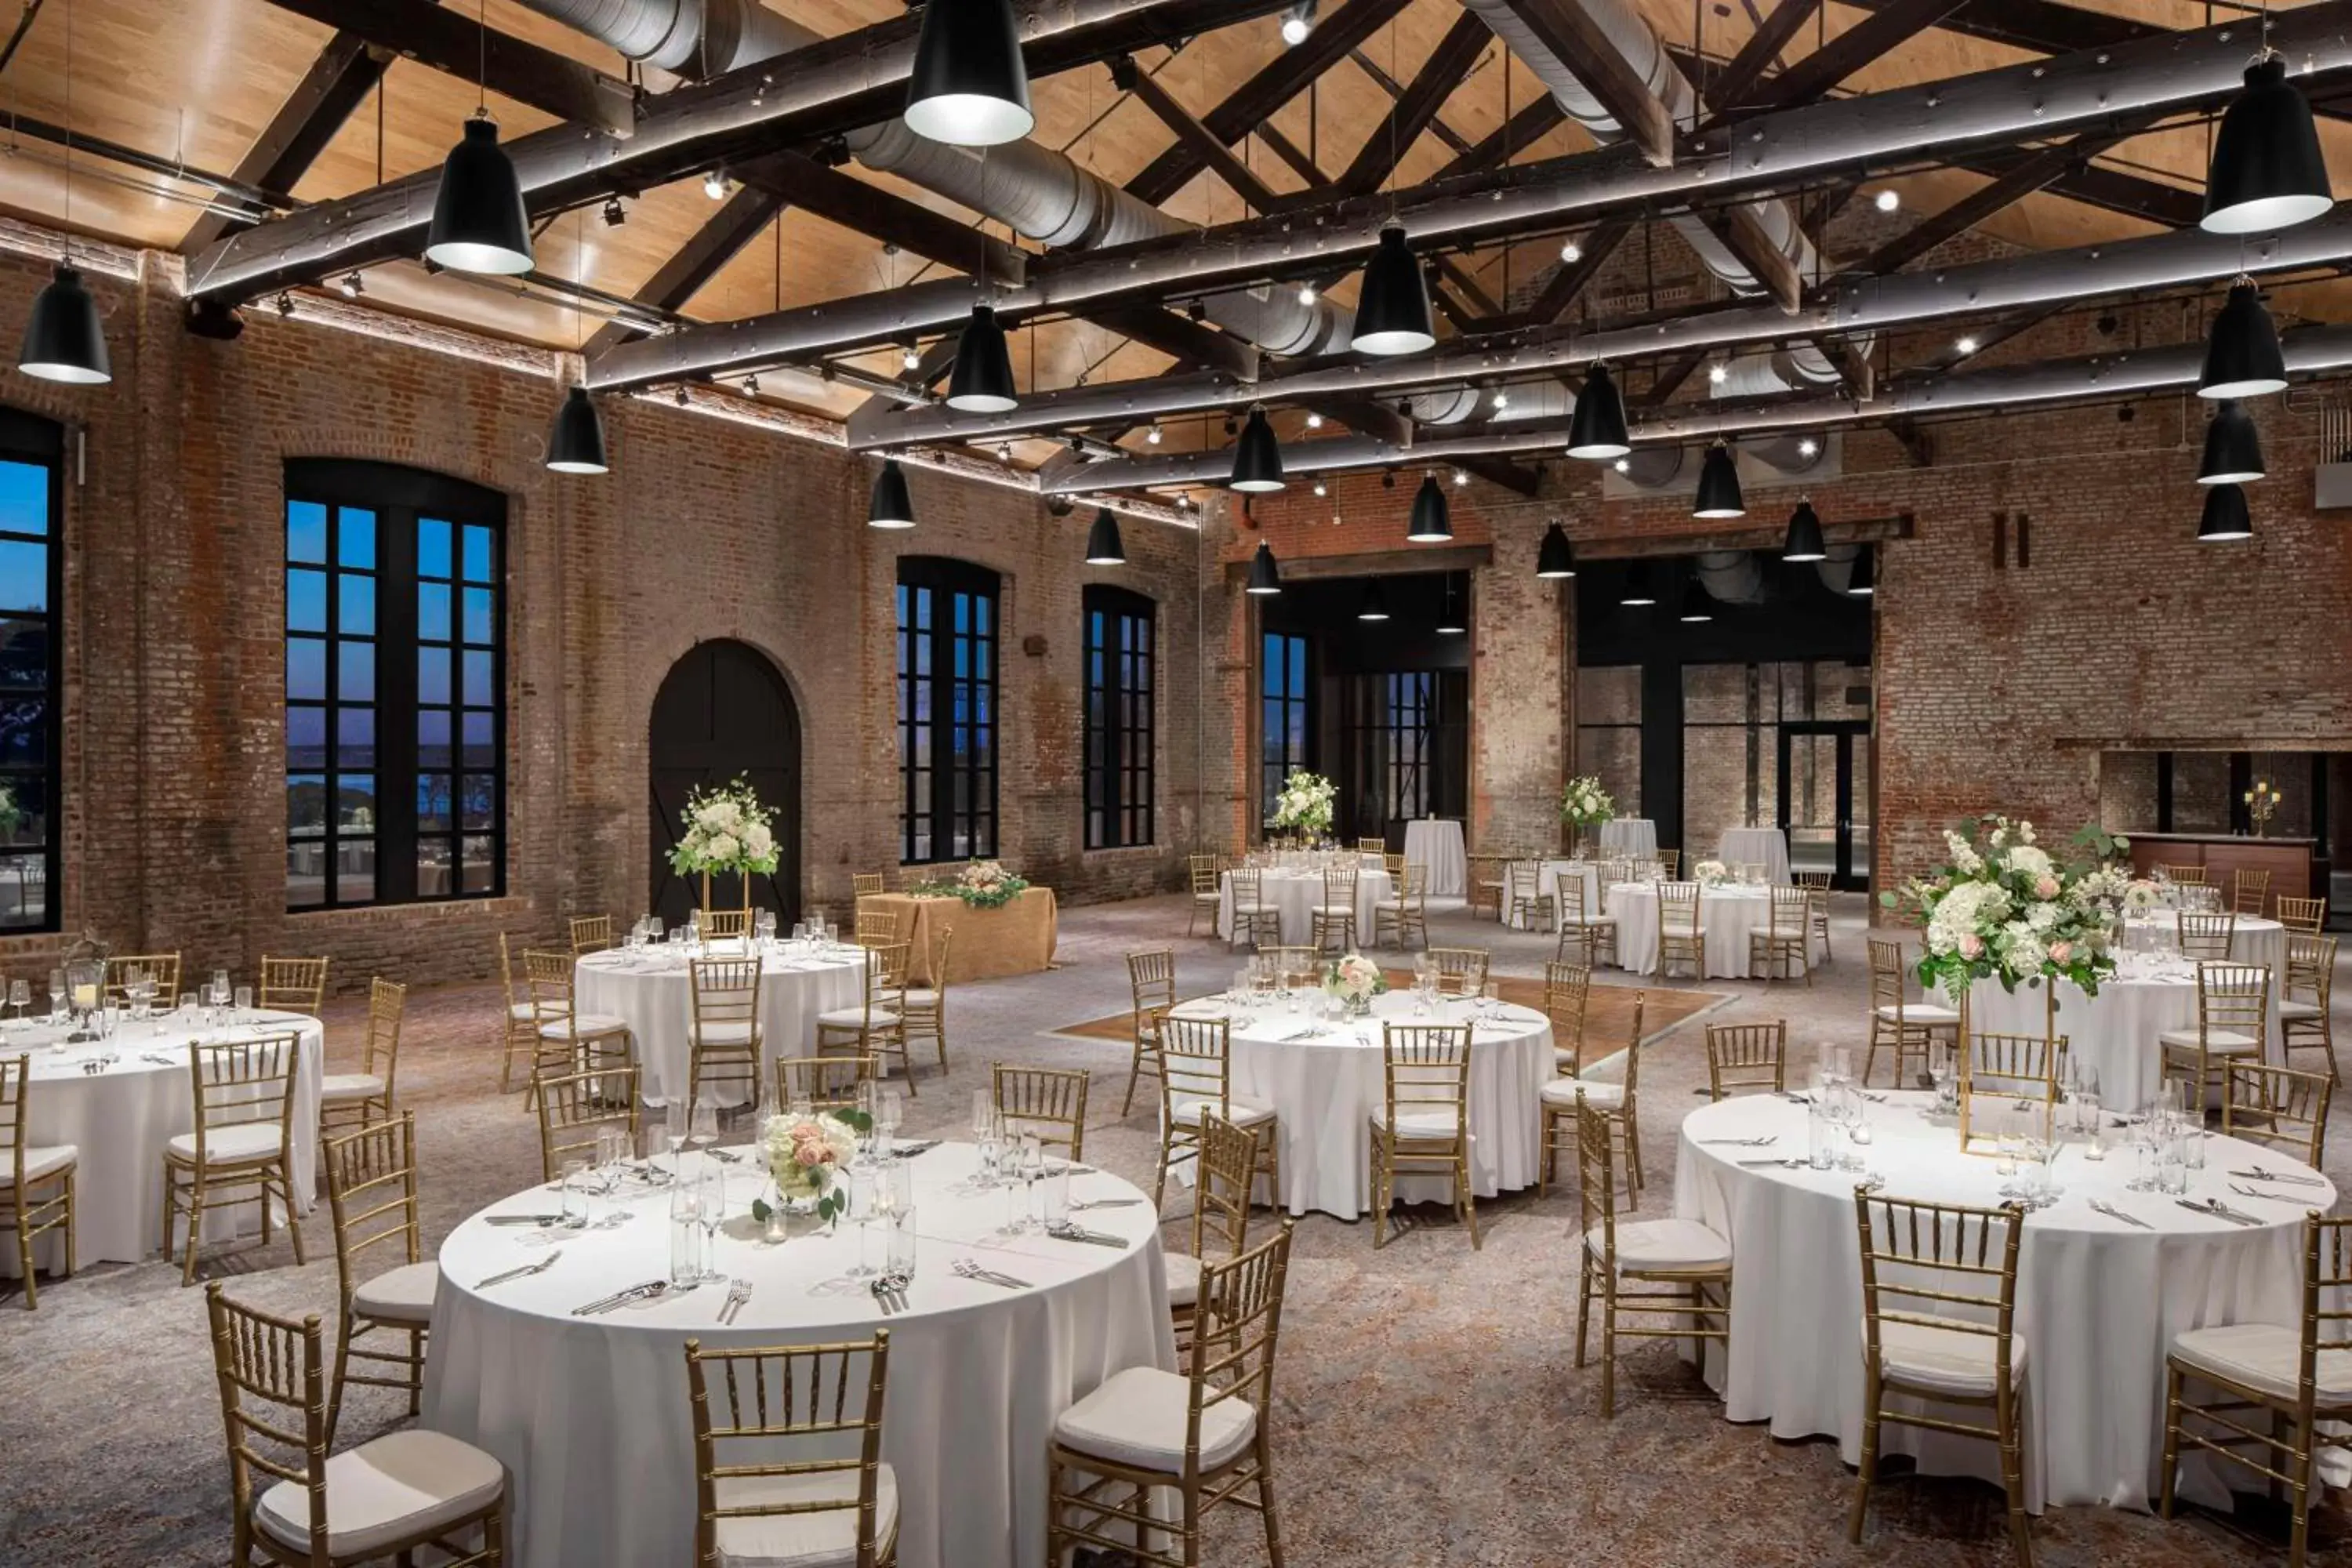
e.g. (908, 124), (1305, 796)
(750, 1108), (868, 1227)
(670, 775), (781, 914)
(1882, 815), (2130, 1001)
(1692, 858), (1729, 887)
(1323, 952), (1388, 1017)
(1559, 775), (1614, 831)
(1268, 769), (1336, 843)
(907, 859), (1031, 909)
(2122, 877), (2162, 916)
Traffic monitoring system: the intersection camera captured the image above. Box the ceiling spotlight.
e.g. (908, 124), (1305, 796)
(1187, 299), (1207, 322)
(2202, 56), (2334, 234)
(996, 442), (1012, 463)
(1491, 388), (1510, 410)
(703, 168), (729, 201)
(602, 197), (626, 226)
(337, 272), (364, 299)
(1955, 334), (1979, 356)
(1312, 479), (1327, 496)
(1279, 0), (1316, 46)
(1707, 361), (1729, 386)
(903, 0), (1035, 146)
(1068, 434), (1087, 455)
(1874, 188), (1900, 212)
(1382, 468), (1398, 489)
(274, 292), (295, 318)
(1146, 422), (1163, 445)
(1559, 238), (1582, 265)
(674, 385), (689, 406)
(1305, 411), (1325, 429)
(743, 374), (760, 396)
(1797, 437), (1820, 457)
(1451, 468), (1468, 488)
(901, 343), (921, 372)
(1611, 456), (1631, 474)
(1296, 280), (1318, 307)
(425, 114), (533, 275)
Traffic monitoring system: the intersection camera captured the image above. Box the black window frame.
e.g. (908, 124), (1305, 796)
(1382, 670), (1436, 822)
(1083, 584), (1155, 850)
(284, 459), (507, 912)
(895, 555), (1000, 866)
(0, 408), (63, 935)
(1260, 630), (1312, 824)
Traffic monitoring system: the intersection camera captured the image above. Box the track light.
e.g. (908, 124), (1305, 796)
(867, 458), (916, 528)
(2198, 482), (2253, 541)
(1566, 364), (1630, 459)
(1358, 582), (1390, 622)
(1491, 389), (1510, 411)
(1678, 575), (1713, 622)
(1611, 457), (1630, 474)
(338, 272), (364, 299)
(1084, 506), (1125, 565)
(603, 197), (626, 226)
(1693, 441), (1745, 519)
(904, 0), (1034, 147)
(744, 375), (760, 396)
(1246, 542), (1283, 594)
(1874, 189), (1900, 212)
(1559, 238), (1581, 265)
(1305, 411), (1324, 430)
(1146, 422), (1163, 445)
(1229, 406), (1286, 492)
(1452, 468), (1468, 488)
(901, 343), (921, 372)
(274, 292), (296, 318)
(426, 114), (533, 275)
(1296, 281), (1318, 307)
(703, 168), (729, 201)
(2198, 399), (2266, 485)
(2200, 280), (2288, 400)
(1406, 474), (1452, 543)
(1955, 335), (1979, 356)
(1280, 0), (1316, 45)
(1349, 225), (1436, 357)
(1536, 522), (1576, 579)
(996, 442), (1011, 463)
(947, 303), (1019, 413)
(18, 264), (109, 384)
(1782, 499), (1828, 562)
(1312, 479), (1327, 497)
(2203, 55), (2334, 234)
(1620, 562), (1657, 607)
(1708, 361), (1729, 386)
(1796, 437), (1820, 458)
(545, 386), (608, 475)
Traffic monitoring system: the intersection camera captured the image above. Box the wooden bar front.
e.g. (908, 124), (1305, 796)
(2124, 832), (2313, 913)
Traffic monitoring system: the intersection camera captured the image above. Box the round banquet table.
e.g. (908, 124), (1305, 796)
(573, 940), (867, 1109)
(1216, 864), (1392, 947)
(1402, 818), (1467, 898)
(423, 1142), (1174, 1568)
(1165, 989), (1552, 1218)
(1673, 1091), (2335, 1512)
(1598, 818), (1657, 859)
(1503, 859), (1602, 932)
(1718, 826), (1791, 884)
(5, 1008), (325, 1274)
(1607, 882), (1782, 979)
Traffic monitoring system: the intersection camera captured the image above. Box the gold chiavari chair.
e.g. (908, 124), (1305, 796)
(2283, 932), (2338, 1083)
(1554, 873), (1618, 971)
(1966, 1031), (2067, 1111)
(1574, 1091), (1730, 1418)
(1047, 1224), (1295, 1568)
(1167, 1110), (1258, 1361)
(259, 956), (331, 1017)
(1541, 992), (1646, 1196)
(523, 949), (633, 1105)
(1466, 854), (1509, 920)
(851, 873), (887, 898)
(1748, 885), (1812, 985)
(2278, 895), (2329, 935)
(1506, 861), (1555, 933)
(1543, 961), (1589, 1075)
(1850, 1193), (2030, 1566)
(2158, 862), (2209, 886)
(318, 977), (405, 1136)
(899, 925), (954, 1077)
(1371, 862), (1428, 950)
(2160, 961), (2272, 1109)
(1381, 851), (1407, 882)
(1705, 1021), (1788, 1099)
(776, 1053), (876, 1113)
(1353, 837), (1381, 855)
(1655, 880), (1706, 982)
(534, 1065), (641, 1184)
(1427, 946), (1489, 997)
(1657, 848), (1682, 878)
(1311, 863), (1359, 955)
(569, 914), (615, 956)
(699, 908), (751, 941)
(1864, 938), (1960, 1090)
(1155, 1013), (1279, 1213)
(1187, 853), (1224, 938)
(2223, 1060), (2332, 1168)
(203, 1283), (507, 1568)
(686, 956), (762, 1114)
(1123, 949), (1174, 1116)
(104, 952), (183, 1007)
(495, 933), (537, 1092)
(321, 1112), (436, 1442)
(1225, 866), (1280, 949)
(1793, 869), (1835, 964)
(2236, 867), (2274, 918)
(684, 1332), (897, 1568)
(163, 1032), (306, 1286)
(0, 1054), (74, 1308)
(818, 942), (914, 1094)
(855, 910), (906, 948)
(2161, 1214), (2352, 1568)
(1368, 1022), (1479, 1250)
(2177, 911), (2238, 962)
(993, 1062), (1088, 1161)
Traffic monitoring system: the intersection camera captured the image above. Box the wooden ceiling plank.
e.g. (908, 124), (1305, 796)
(1484, 0), (1674, 165)
(1113, 56), (1284, 214)
(181, 31), (387, 253)
(1437, 96), (1567, 180)
(1740, 0), (1969, 112)
(1338, 12), (1493, 196)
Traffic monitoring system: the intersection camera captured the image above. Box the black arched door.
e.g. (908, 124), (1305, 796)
(649, 640), (800, 927)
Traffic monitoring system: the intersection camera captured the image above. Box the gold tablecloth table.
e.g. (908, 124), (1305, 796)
(856, 886), (1058, 984)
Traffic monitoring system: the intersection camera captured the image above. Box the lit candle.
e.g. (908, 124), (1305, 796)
(71, 982), (96, 1010)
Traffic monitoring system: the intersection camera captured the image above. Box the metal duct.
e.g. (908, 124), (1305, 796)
(1411, 376), (1572, 425)
(520, 0), (812, 75)
(1458, 0), (1838, 387)
(1694, 549), (1766, 604)
(1814, 543), (1864, 596)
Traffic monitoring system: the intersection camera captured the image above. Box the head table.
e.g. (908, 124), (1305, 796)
(7, 1007), (325, 1273)
(1673, 1091), (2334, 1513)
(423, 1142), (1173, 1568)
(573, 939), (867, 1109)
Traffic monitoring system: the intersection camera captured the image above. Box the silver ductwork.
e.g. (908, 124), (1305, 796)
(1693, 550), (1766, 605)
(521, 0), (811, 77)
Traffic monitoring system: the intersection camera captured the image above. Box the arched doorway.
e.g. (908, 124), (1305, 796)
(648, 639), (801, 927)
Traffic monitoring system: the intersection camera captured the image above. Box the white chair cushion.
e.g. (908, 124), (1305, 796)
(253, 1428), (503, 1560)
(2172, 1322), (2352, 1404)
(1052, 1366), (1257, 1473)
(1230, 903), (1271, 915)
(1194, 891), (1221, 905)
(901, 989), (941, 1010)
(1169, 1095), (1276, 1129)
(816, 1007), (902, 1029)
(1370, 1109), (1461, 1140)
(1566, 915), (1616, 929)
(2158, 1028), (2262, 1054)
(167, 1123), (285, 1163)
(0, 1144), (75, 1185)
(1541, 1076), (1622, 1111)
(709, 1462), (900, 1568)
(1869, 1318), (2024, 1397)
(541, 1013), (630, 1040)
(1164, 1251), (1201, 1309)
(507, 1001), (535, 1022)
(2279, 1000), (2324, 1020)
(354, 1260), (441, 1325)
(693, 1020), (757, 1047)
(1586, 1218), (1730, 1273)
(319, 1071), (386, 1104)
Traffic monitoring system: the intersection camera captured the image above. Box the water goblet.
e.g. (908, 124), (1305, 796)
(699, 1164), (728, 1281)
(666, 1099), (691, 1179)
(9, 978), (27, 1028)
(886, 1207), (917, 1289)
(846, 1167), (881, 1279)
(45, 967), (63, 1022)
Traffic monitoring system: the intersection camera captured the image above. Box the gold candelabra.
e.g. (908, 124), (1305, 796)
(2244, 778), (2283, 838)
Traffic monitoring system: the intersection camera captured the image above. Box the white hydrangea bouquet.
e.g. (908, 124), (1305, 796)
(1693, 858), (1730, 887)
(750, 1108), (866, 1225)
(670, 775), (782, 878)
(1883, 815), (2128, 1000)
(1269, 769), (1336, 840)
(1323, 952), (1388, 1016)
(2122, 877), (2162, 916)
(1559, 774), (1614, 830)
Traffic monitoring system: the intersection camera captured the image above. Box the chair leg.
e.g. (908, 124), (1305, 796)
(1575, 1253), (1592, 1368)
(1849, 1368), (1881, 1542)
(2289, 1412), (2317, 1568)
(1257, 1432), (1287, 1568)
(180, 1174), (205, 1286)
(14, 1200), (34, 1310)
(278, 1167), (306, 1266)
(1999, 1404), (2032, 1568)
(1460, 1152), (1480, 1250)
(1369, 1136), (1387, 1250)
(1599, 1280), (1618, 1418)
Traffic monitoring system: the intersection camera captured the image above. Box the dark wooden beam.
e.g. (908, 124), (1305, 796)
(1857, 0), (2151, 58)
(1736, 0), (1967, 114)
(182, 31), (387, 253)
(1338, 12), (1492, 194)
(1255, 123), (1324, 187)
(1345, 45), (1477, 158)
(1699, 203), (1803, 311)
(1855, 129), (2127, 274)
(1946, 144), (2201, 231)
(1433, 255), (1502, 319)
(1636, 345), (1708, 406)
(1087, 305), (1261, 381)
(583, 174), (788, 355)
(1437, 97), (1567, 180)
(1460, 454), (1544, 496)
(742, 153), (1024, 286)
(1302, 396), (1414, 445)
(1515, 216), (1633, 327)
(1705, 0), (1824, 113)
(258, 0), (636, 134)
(1487, 0), (1675, 165)
(1816, 336), (1875, 401)
(1112, 56), (1283, 213)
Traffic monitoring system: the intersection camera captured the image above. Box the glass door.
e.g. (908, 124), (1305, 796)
(1778, 722), (1871, 890)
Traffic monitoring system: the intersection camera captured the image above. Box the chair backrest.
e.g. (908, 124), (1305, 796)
(852, 873), (887, 898)
(2223, 1061), (2332, 1168)
(2177, 912), (2238, 962)
(1396, 862), (1427, 903)
(776, 1053), (873, 1113)
(361, 976), (406, 1098)
(1706, 1021), (1788, 1099)
(523, 949), (580, 1034)
(700, 908), (750, 940)
(1191, 1111), (1258, 1269)
(689, 956), (761, 1041)
(1656, 880), (1700, 935)
(2278, 895), (2329, 935)
(2235, 867), (2273, 916)
(1964, 1032), (2066, 1105)
(1323, 864), (1358, 905)
(1793, 869), (1831, 891)
(1229, 866), (1262, 906)
(2158, 862), (2209, 885)
(203, 1283), (332, 1558)
(190, 1033), (303, 1154)
(1378, 1023), (1472, 1139)
(855, 912), (904, 947)
(1357, 837), (1384, 855)
(568, 914), (613, 956)
(1127, 948), (1175, 1019)
(497, 931), (524, 1011)
(1189, 855), (1222, 895)
(993, 1062), (1088, 1160)
(1383, 852), (1408, 881)
(1768, 884), (1809, 935)
(1427, 947), (1488, 996)
(684, 1332), (892, 1568)
(926, 925), (955, 997)
(2291, 1216), (2352, 1402)
(105, 952), (183, 1007)
(0, 1054), (31, 1188)
(323, 1112), (423, 1307)
(1867, 938), (1913, 1015)
(1854, 1194), (2023, 1396)
(534, 1065), (641, 1181)
(1572, 1094), (1624, 1258)
(1657, 849), (1681, 877)
(2197, 960), (2273, 1042)
(859, 942), (911, 1018)
(1188, 1224), (1297, 1479)
(1506, 862), (1541, 902)
(1160, 1014), (1234, 1109)
(1542, 961), (1588, 1073)
(2288, 933), (2338, 1006)
(1600, 857), (1636, 890)
(258, 956), (328, 1016)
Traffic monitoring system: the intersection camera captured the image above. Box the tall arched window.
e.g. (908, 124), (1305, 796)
(0, 408), (62, 932)
(1083, 584), (1154, 849)
(895, 556), (998, 864)
(284, 459), (506, 909)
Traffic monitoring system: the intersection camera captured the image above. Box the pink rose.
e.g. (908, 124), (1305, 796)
(2049, 941), (2073, 964)
(795, 1142), (824, 1167)
(1958, 934), (1984, 959)
(2034, 875), (2060, 900)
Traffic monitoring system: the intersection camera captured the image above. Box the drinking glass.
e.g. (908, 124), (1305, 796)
(876, 1087), (904, 1159)
(561, 1159), (593, 1229)
(1806, 1105), (1835, 1170)
(45, 967), (62, 1022)
(2125, 1118), (2158, 1192)
(670, 1181), (705, 1287)
(975, 1108), (1004, 1191)
(969, 1089), (993, 1157)
(699, 1164), (727, 1280)
(173, 988), (193, 1018)
(853, 1080), (880, 1164)
(2159, 1130), (2190, 1196)
(847, 1167), (881, 1279)
(9, 978), (26, 1025)
(666, 1100), (691, 1178)
(688, 1101), (720, 1163)
(1040, 1167), (1071, 1230)
(886, 1207), (918, 1287)
(233, 985), (253, 1022)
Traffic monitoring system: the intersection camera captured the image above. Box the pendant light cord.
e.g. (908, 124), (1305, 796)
(60, 0), (71, 243)
(477, 0), (488, 114)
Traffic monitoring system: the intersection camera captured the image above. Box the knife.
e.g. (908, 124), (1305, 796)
(1047, 1226), (1129, 1249)
(486, 1214), (565, 1226)
(2176, 1200), (2259, 1228)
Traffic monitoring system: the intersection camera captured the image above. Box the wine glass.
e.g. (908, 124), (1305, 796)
(45, 967), (62, 1022)
(665, 1099), (691, 1178)
(688, 1100), (719, 1169)
(846, 1166), (881, 1280)
(699, 1163), (727, 1281)
(877, 1086), (904, 1157)
(976, 1107), (1005, 1193)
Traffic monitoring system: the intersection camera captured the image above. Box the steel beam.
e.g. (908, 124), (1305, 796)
(259, 0), (637, 135)
(181, 32), (387, 253)
(1491, 0), (1675, 165)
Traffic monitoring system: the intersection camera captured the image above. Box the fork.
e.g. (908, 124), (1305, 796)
(2230, 1183), (2313, 1207)
(2089, 1200), (2153, 1230)
(953, 1258), (1030, 1290)
(1070, 1198), (1143, 1210)
(477, 1248), (563, 1289)
(870, 1277), (898, 1317)
(718, 1276), (753, 1324)
(1698, 1136), (1777, 1148)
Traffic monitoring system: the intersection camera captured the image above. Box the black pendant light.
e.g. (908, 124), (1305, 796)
(545, 385), (608, 474)
(1436, 575), (1467, 633)
(1678, 573), (1714, 622)
(1849, 545), (1875, 597)
(2198, 400), (2266, 485)
(1693, 441), (1745, 519)
(1566, 364), (1631, 459)
(19, 266), (110, 385)
(1536, 521), (1577, 579)
(1405, 474), (1452, 542)
(2198, 482), (2254, 541)
(1229, 406), (1286, 492)
(1782, 499), (1828, 562)
(1245, 541), (1283, 595)
(1083, 506), (1125, 564)
(426, 115), (533, 275)
(1358, 581), (1391, 622)
(1349, 226), (1436, 357)
(2200, 281), (2288, 400)
(904, 0), (1033, 147)
(2202, 56), (2334, 235)
(1620, 561), (1657, 607)
(867, 458), (916, 529)
(947, 304), (1019, 413)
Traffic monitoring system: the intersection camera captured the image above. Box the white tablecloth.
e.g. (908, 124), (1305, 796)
(424, 1142), (1174, 1568)
(1599, 818), (1657, 859)
(1502, 860), (1602, 932)
(1719, 827), (1791, 884)
(1607, 883), (1782, 979)
(574, 942), (868, 1109)
(1217, 866), (1392, 946)
(1167, 989), (1552, 1218)
(9, 1009), (325, 1272)
(1403, 819), (1466, 898)
(1673, 1092), (2333, 1511)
